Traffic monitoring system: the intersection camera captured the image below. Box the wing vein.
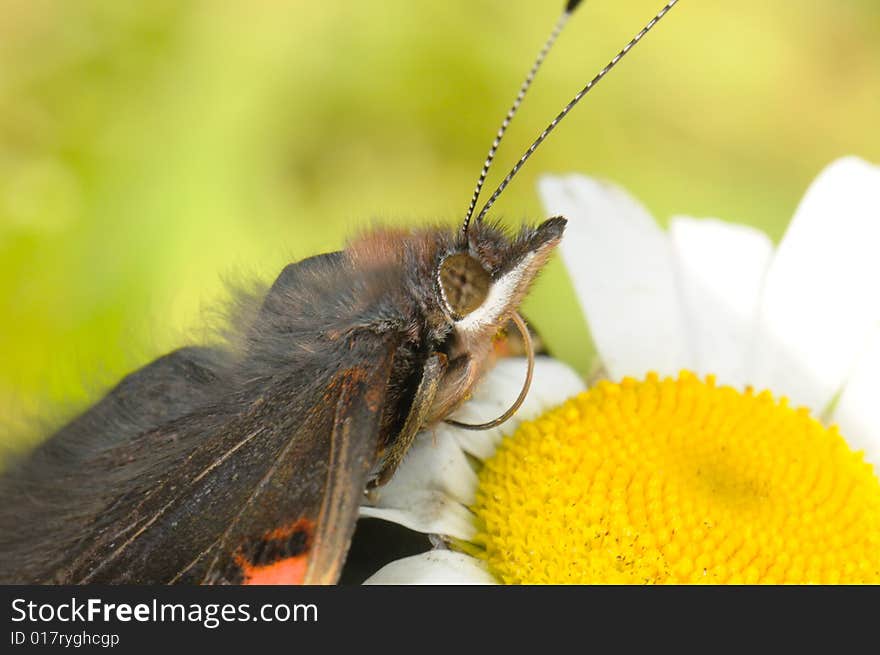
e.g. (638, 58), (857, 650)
(73, 428), (260, 582)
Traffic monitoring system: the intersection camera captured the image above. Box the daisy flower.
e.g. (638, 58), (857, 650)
(360, 156), (880, 584)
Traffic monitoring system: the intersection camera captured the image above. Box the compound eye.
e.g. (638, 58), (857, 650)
(438, 252), (491, 319)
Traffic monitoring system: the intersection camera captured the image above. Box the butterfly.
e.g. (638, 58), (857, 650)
(0, 0), (678, 584)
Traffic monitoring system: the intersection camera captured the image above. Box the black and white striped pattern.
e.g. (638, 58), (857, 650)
(461, 6), (575, 237)
(474, 0), (680, 225)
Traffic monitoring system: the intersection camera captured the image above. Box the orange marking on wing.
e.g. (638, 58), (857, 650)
(232, 518), (316, 585)
(265, 518), (315, 542)
(239, 555), (310, 585)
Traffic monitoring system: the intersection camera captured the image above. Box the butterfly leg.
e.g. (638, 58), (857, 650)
(369, 352), (449, 488)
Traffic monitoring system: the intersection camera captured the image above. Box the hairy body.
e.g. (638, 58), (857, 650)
(0, 219), (563, 584)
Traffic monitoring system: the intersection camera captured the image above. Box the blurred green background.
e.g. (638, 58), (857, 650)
(1, 0), (879, 442)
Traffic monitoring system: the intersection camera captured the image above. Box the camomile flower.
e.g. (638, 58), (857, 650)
(360, 156), (880, 584)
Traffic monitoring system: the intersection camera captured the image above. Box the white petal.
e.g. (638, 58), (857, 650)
(670, 216), (773, 388)
(539, 174), (691, 379)
(362, 550), (497, 585)
(751, 157), (880, 412)
(359, 421), (478, 539)
(445, 356), (585, 461)
(367, 425), (477, 508)
(359, 493), (477, 541)
(832, 326), (880, 474)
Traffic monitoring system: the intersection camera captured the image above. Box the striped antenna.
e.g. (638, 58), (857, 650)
(474, 0), (679, 225)
(461, 0), (585, 238)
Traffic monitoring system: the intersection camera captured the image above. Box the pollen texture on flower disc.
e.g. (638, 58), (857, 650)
(471, 372), (880, 584)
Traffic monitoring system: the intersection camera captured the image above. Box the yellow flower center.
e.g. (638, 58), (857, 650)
(470, 371), (880, 584)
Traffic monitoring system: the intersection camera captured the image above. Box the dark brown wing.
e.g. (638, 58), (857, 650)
(51, 336), (397, 584)
(204, 359), (395, 585)
(0, 346), (228, 583)
(1, 250), (407, 585)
